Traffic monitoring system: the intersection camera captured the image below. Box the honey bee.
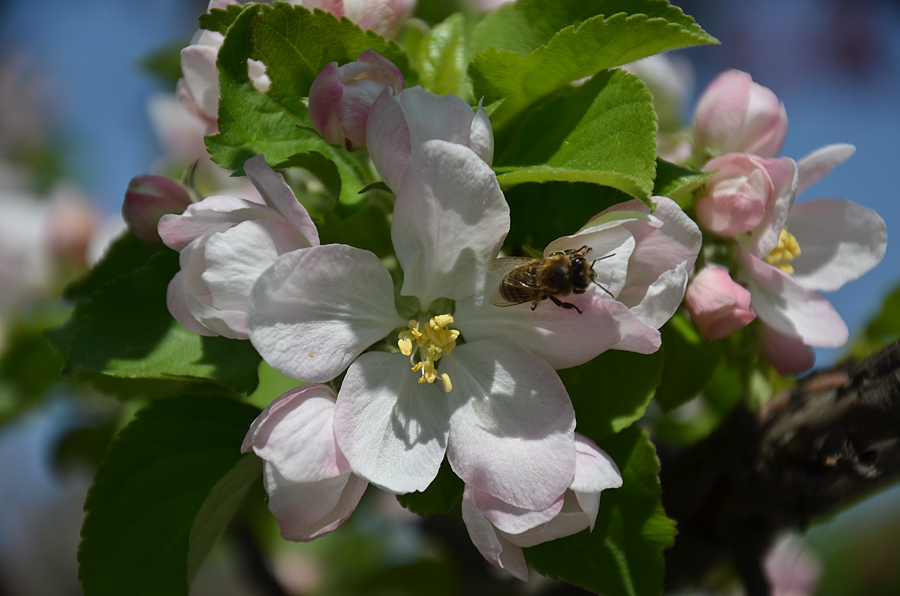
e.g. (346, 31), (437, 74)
(488, 246), (613, 314)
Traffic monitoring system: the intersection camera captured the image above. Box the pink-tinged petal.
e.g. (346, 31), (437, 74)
(265, 470), (367, 541)
(366, 88), (412, 191)
(507, 491), (591, 548)
(179, 44), (220, 121)
(469, 99), (494, 165)
(244, 155), (320, 246)
(443, 340), (576, 510)
(473, 489), (565, 535)
(461, 486), (530, 582)
(185, 291), (248, 339)
(299, 0), (346, 18)
(342, 0), (416, 37)
(398, 87), (480, 150)
(797, 144), (855, 194)
(738, 248), (848, 347)
(122, 175), (193, 243)
(166, 271), (217, 337)
(200, 218), (306, 327)
(158, 195), (277, 251)
(698, 154), (771, 236)
(570, 434), (622, 530)
(745, 157), (798, 258)
(308, 62), (345, 144)
(393, 140), (509, 305)
(685, 266), (757, 340)
(756, 322), (816, 375)
(454, 290), (623, 370)
(604, 300), (662, 354)
(623, 262), (691, 329)
(694, 70), (787, 158)
(243, 385), (346, 478)
(334, 352), (449, 494)
(243, 384), (368, 541)
(248, 244), (404, 382)
(786, 199), (887, 292)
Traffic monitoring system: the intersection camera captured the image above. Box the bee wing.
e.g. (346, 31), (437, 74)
(487, 257), (542, 307)
(487, 256), (538, 278)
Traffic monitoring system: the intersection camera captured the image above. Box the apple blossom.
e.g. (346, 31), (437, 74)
(461, 434), (623, 581)
(122, 175), (193, 243)
(248, 138), (698, 513)
(694, 69), (788, 159)
(248, 140), (577, 512)
(241, 384), (368, 541)
(366, 86), (493, 193)
(297, 0), (416, 38)
(308, 50), (406, 150)
(696, 153), (798, 238)
(699, 144), (887, 371)
(159, 154), (319, 340)
(684, 266), (756, 340)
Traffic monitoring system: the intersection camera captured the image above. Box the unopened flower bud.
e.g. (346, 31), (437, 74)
(685, 266), (756, 340)
(308, 50), (405, 150)
(694, 69), (788, 158)
(122, 175), (193, 243)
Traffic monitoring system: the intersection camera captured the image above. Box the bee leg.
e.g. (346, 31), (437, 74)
(549, 295), (583, 314)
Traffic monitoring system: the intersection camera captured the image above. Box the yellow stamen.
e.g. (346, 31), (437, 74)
(396, 314), (459, 392)
(764, 227), (801, 275)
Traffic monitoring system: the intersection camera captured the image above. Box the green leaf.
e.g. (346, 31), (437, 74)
(396, 458), (463, 515)
(654, 314), (723, 412)
(48, 248), (261, 396)
(496, 69), (657, 200)
(504, 181), (635, 253)
(79, 396), (262, 596)
(470, 0), (714, 57)
(526, 427), (676, 596)
(653, 158), (711, 206)
(415, 12), (468, 97)
(198, 3), (245, 35)
(64, 232), (162, 302)
(470, 2), (716, 132)
(561, 349), (664, 441)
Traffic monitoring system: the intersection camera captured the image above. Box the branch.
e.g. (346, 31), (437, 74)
(660, 340), (900, 595)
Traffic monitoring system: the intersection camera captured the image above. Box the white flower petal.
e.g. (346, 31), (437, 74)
(570, 434), (622, 530)
(738, 248), (848, 347)
(166, 270), (217, 337)
(744, 157), (798, 258)
(248, 244), (404, 382)
(797, 144), (855, 194)
(443, 340), (576, 510)
(622, 262), (690, 329)
(473, 488), (565, 535)
(392, 140), (509, 305)
(454, 290), (623, 369)
(333, 352), (449, 494)
(244, 155), (320, 246)
(786, 198), (887, 292)
(366, 88), (412, 192)
(158, 195), (277, 251)
(461, 486), (529, 581)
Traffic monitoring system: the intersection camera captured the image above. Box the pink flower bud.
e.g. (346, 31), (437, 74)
(122, 175), (193, 243)
(694, 69), (788, 158)
(300, 0), (416, 38)
(684, 266), (756, 340)
(308, 50), (405, 150)
(697, 153), (797, 237)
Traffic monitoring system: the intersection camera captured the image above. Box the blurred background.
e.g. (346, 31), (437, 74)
(0, 0), (897, 594)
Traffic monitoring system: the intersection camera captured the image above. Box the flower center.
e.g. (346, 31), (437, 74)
(397, 314), (459, 392)
(764, 227), (801, 274)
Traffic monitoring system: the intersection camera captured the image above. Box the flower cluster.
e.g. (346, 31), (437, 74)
(159, 46), (702, 579)
(675, 69), (887, 373)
